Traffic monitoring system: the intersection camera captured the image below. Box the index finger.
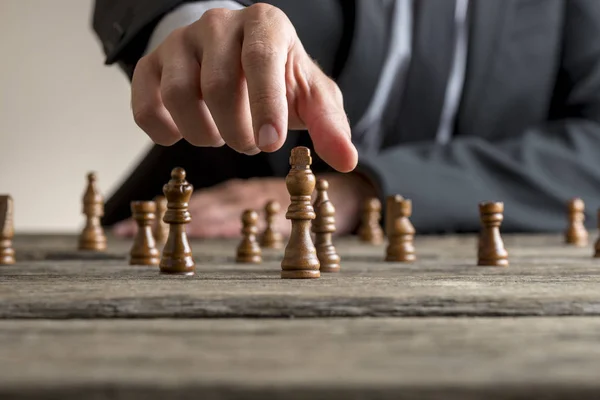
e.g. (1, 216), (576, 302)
(240, 4), (293, 152)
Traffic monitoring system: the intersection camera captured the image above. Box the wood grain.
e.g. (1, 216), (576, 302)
(0, 318), (599, 399)
(2, 233), (600, 318)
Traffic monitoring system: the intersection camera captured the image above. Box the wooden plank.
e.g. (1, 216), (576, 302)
(0, 318), (599, 399)
(2, 234), (600, 318)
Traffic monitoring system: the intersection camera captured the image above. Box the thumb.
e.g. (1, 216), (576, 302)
(296, 65), (358, 172)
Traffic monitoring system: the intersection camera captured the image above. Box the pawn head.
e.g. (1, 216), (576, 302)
(242, 209), (259, 225)
(265, 200), (281, 214)
(171, 167), (187, 181)
(316, 179), (329, 191)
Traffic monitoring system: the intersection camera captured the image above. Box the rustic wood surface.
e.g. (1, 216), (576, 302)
(1, 318), (600, 399)
(2, 234), (600, 399)
(1, 233), (600, 318)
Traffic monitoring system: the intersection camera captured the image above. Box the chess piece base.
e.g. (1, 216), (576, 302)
(0, 251), (15, 265)
(130, 255), (160, 266)
(160, 257), (195, 275)
(236, 254), (262, 264)
(78, 239), (107, 251)
(478, 258), (509, 267)
(385, 254), (416, 263)
(320, 265), (340, 273)
(281, 270), (321, 279)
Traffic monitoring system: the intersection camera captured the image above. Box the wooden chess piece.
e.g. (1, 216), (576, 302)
(236, 209), (262, 263)
(385, 195), (416, 262)
(358, 197), (384, 244)
(594, 209), (600, 258)
(312, 179), (341, 272)
(565, 197), (588, 247)
(159, 167), (195, 275)
(478, 202), (509, 267)
(129, 201), (160, 266)
(281, 147), (320, 279)
(0, 195), (15, 265)
(78, 172), (107, 251)
(260, 200), (283, 249)
(153, 195), (169, 246)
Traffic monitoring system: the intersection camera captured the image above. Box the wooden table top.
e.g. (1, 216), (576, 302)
(1, 233), (599, 399)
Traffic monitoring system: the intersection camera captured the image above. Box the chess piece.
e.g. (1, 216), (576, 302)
(281, 147), (320, 279)
(358, 197), (384, 244)
(385, 195), (416, 262)
(0, 195), (15, 265)
(129, 201), (160, 266)
(260, 200), (283, 249)
(594, 208), (600, 258)
(478, 202), (509, 267)
(312, 179), (341, 272)
(565, 197), (588, 246)
(78, 172), (107, 251)
(159, 167), (195, 275)
(385, 195), (396, 237)
(236, 209), (262, 263)
(153, 195), (169, 246)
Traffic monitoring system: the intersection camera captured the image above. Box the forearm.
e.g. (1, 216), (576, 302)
(358, 119), (600, 233)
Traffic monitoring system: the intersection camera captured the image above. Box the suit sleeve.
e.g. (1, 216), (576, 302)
(92, 0), (253, 78)
(358, 0), (600, 234)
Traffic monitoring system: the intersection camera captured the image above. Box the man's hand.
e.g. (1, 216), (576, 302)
(131, 3), (358, 172)
(113, 174), (376, 238)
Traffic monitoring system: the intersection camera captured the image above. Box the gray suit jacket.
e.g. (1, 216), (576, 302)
(93, 0), (600, 233)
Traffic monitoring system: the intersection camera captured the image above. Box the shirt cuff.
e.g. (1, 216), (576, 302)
(145, 1), (245, 55)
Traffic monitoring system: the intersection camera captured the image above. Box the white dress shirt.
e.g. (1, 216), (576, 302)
(146, 0), (470, 149)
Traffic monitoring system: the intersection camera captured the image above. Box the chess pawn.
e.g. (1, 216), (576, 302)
(236, 210), (262, 263)
(312, 179), (341, 272)
(385, 195), (416, 262)
(478, 202), (509, 267)
(78, 172), (107, 251)
(159, 168), (195, 275)
(281, 147), (320, 279)
(260, 200), (283, 249)
(0, 195), (15, 265)
(153, 195), (169, 246)
(565, 197), (588, 246)
(358, 197), (384, 244)
(129, 201), (160, 266)
(594, 208), (600, 258)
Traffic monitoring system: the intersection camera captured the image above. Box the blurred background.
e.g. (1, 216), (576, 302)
(0, 0), (150, 232)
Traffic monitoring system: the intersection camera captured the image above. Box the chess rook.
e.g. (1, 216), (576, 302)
(260, 200), (283, 249)
(129, 201), (160, 266)
(236, 210), (262, 263)
(358, 197), (384, 244)
(478, 202), (509, 267)
(153, 195), (169, 246)
(0, 195), (15, 265)
(78, 172), (107, 251)
(312, 179), (341, 272)
(565, 197), (588, 247)
(281, 147), (320, 279)
(595, 209), (600, 258)
(385, 195), (416, 262)
(159, 168), (195, 275)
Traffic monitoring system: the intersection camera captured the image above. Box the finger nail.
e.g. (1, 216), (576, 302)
(258, 124), (279, 148)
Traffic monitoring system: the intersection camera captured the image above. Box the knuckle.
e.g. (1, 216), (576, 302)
(251, 88), (284, 109)
(201, 74), (235, 101)
(161, 79), (196, 109)
(132, 102), (155, 130)
(197, 8), (231, 32)
(242, 41), (279, 69)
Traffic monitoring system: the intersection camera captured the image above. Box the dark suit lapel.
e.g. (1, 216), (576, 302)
(457, 0), (512, 136)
